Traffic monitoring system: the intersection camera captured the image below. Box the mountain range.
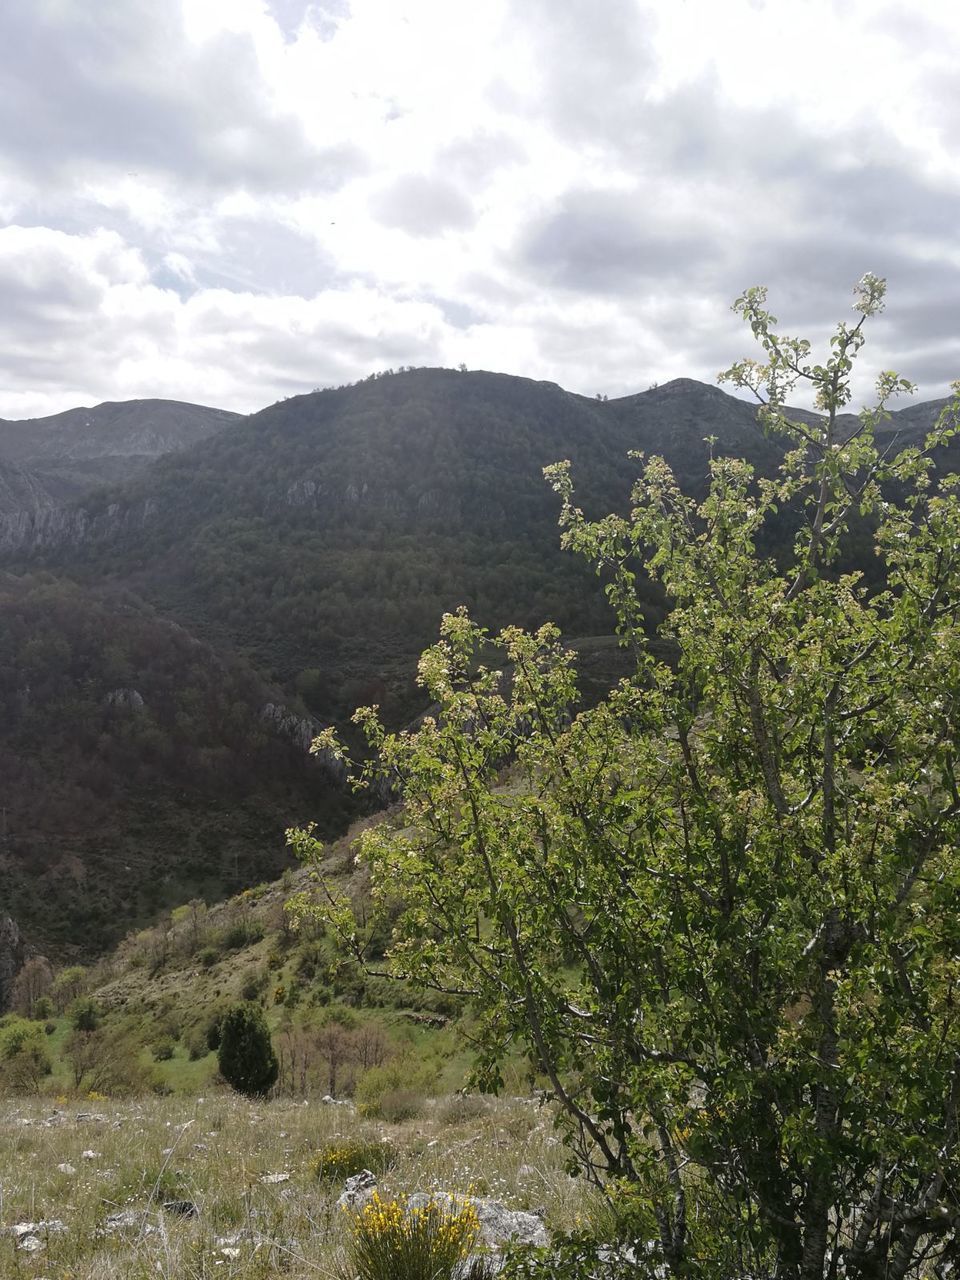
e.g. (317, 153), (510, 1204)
(0, 370), (952, 966)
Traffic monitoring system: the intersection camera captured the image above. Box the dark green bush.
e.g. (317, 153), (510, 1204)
(216, 1002), (278, 1097)
(68, 997), (100, 1031)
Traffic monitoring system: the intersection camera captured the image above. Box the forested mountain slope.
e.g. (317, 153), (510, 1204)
(8, 370), (948, 724)
(0, 373), (778, 721)
(0, 575), (354, 957)
(1, 371), (951, 961)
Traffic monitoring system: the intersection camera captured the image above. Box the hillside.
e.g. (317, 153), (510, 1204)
(0, 574), (356, 958)
(0, 373), (786, 720)
(1, 371), (951, 961)
(7, 371), (949, 724)
(0, 457), (66, 515)
(0, 398), (243, 518)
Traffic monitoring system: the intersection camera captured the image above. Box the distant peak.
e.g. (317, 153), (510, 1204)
(648, 378), (728, 397)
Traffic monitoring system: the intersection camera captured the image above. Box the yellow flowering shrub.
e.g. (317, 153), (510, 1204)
(349, 1191), (481, 1280)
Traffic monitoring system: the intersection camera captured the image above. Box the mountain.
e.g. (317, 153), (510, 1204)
(5, 371), (949, 722)
(0, 399), (243, 516)
(0, 573), (355, 959)
(2, 371), (951, 961)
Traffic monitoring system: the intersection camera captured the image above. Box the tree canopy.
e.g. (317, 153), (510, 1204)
(291, 277), (960, 1280)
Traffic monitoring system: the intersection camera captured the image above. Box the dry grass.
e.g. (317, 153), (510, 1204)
(0, 1091), (591, 1278)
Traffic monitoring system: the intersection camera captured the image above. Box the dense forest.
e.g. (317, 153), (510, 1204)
(0, 573), (355, 955)
(8, 372), (814, 722)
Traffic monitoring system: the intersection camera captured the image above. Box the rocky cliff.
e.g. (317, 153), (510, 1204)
(0, 399), (242, 530)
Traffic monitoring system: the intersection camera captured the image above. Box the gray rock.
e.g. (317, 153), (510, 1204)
(7, 1220), (68, 1251)
(162, 1199), (199, 1218)
(407, 1193), (549, 1249)
(337, 1169), (378, 1212)
(100, 1209), (154, 1235)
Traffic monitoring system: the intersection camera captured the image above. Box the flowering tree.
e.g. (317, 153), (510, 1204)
(291, 278), (960, 1279)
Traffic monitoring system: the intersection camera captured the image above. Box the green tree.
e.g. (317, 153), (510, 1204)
(290, 277), (960, 1280)
(0, 1017), (52, 1093)
(217, 1002), (278, 1097)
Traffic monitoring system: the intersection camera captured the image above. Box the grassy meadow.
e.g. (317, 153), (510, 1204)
(0, 1091), (590, 1279)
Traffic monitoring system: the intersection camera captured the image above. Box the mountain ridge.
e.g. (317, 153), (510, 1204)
(0, 398), (244, 523)
(2, 370), (953, 962)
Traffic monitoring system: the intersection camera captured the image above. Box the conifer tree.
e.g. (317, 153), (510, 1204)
(217, 1002), (278, 1097)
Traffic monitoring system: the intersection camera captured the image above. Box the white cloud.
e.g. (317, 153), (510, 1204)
(0, 0), (958, 419)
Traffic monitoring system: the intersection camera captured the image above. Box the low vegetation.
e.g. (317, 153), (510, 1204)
(0, 1092), (588, 1279)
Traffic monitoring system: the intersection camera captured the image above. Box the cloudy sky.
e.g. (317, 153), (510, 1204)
(1, 0), (958, 419)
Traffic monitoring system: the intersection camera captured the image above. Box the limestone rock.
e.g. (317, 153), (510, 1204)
(407, 1192), (549, 1249)
(336, 1169), (378, 1212)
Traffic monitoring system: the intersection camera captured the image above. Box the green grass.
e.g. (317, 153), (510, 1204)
(0, 1091), (592, 1279)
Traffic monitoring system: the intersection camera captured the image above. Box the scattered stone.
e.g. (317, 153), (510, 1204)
(260, 1171), (290, 1184)
(75, 1112), (108, 1123)
(407, 1193), (549, 1249)
(337, 1169), (378, 1212)
(163, 1199), (199, 1218)
(81, 1149), (100, 1160)
(100, 1209), (155, 1236)
(56, 1162), (76, 1175)
(7, 1221), (68, 1253)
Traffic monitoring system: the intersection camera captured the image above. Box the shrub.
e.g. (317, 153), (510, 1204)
(217, 1002), (278, 1097)
(0, 1018), (52, 1093)
(152, 1038), (176, 1062)
(354, 1056), (439, 1118)
(378, 1088), (425, 1123)
(310, 1138), (394, 1181)
(68, 997), (100, 1031)
(498, 1232), (655, 1280)
(64, 1027), (150, 1096)
(222, 921), (264, 951)
(183, 1024), (211, 1061)
(199, 947), (219, 969)
(438, 1093), (489, 1125)
(205, 1011), (224, 1052)
(348, 1192), (479, 1280)
(240, 969), (268, 1001)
